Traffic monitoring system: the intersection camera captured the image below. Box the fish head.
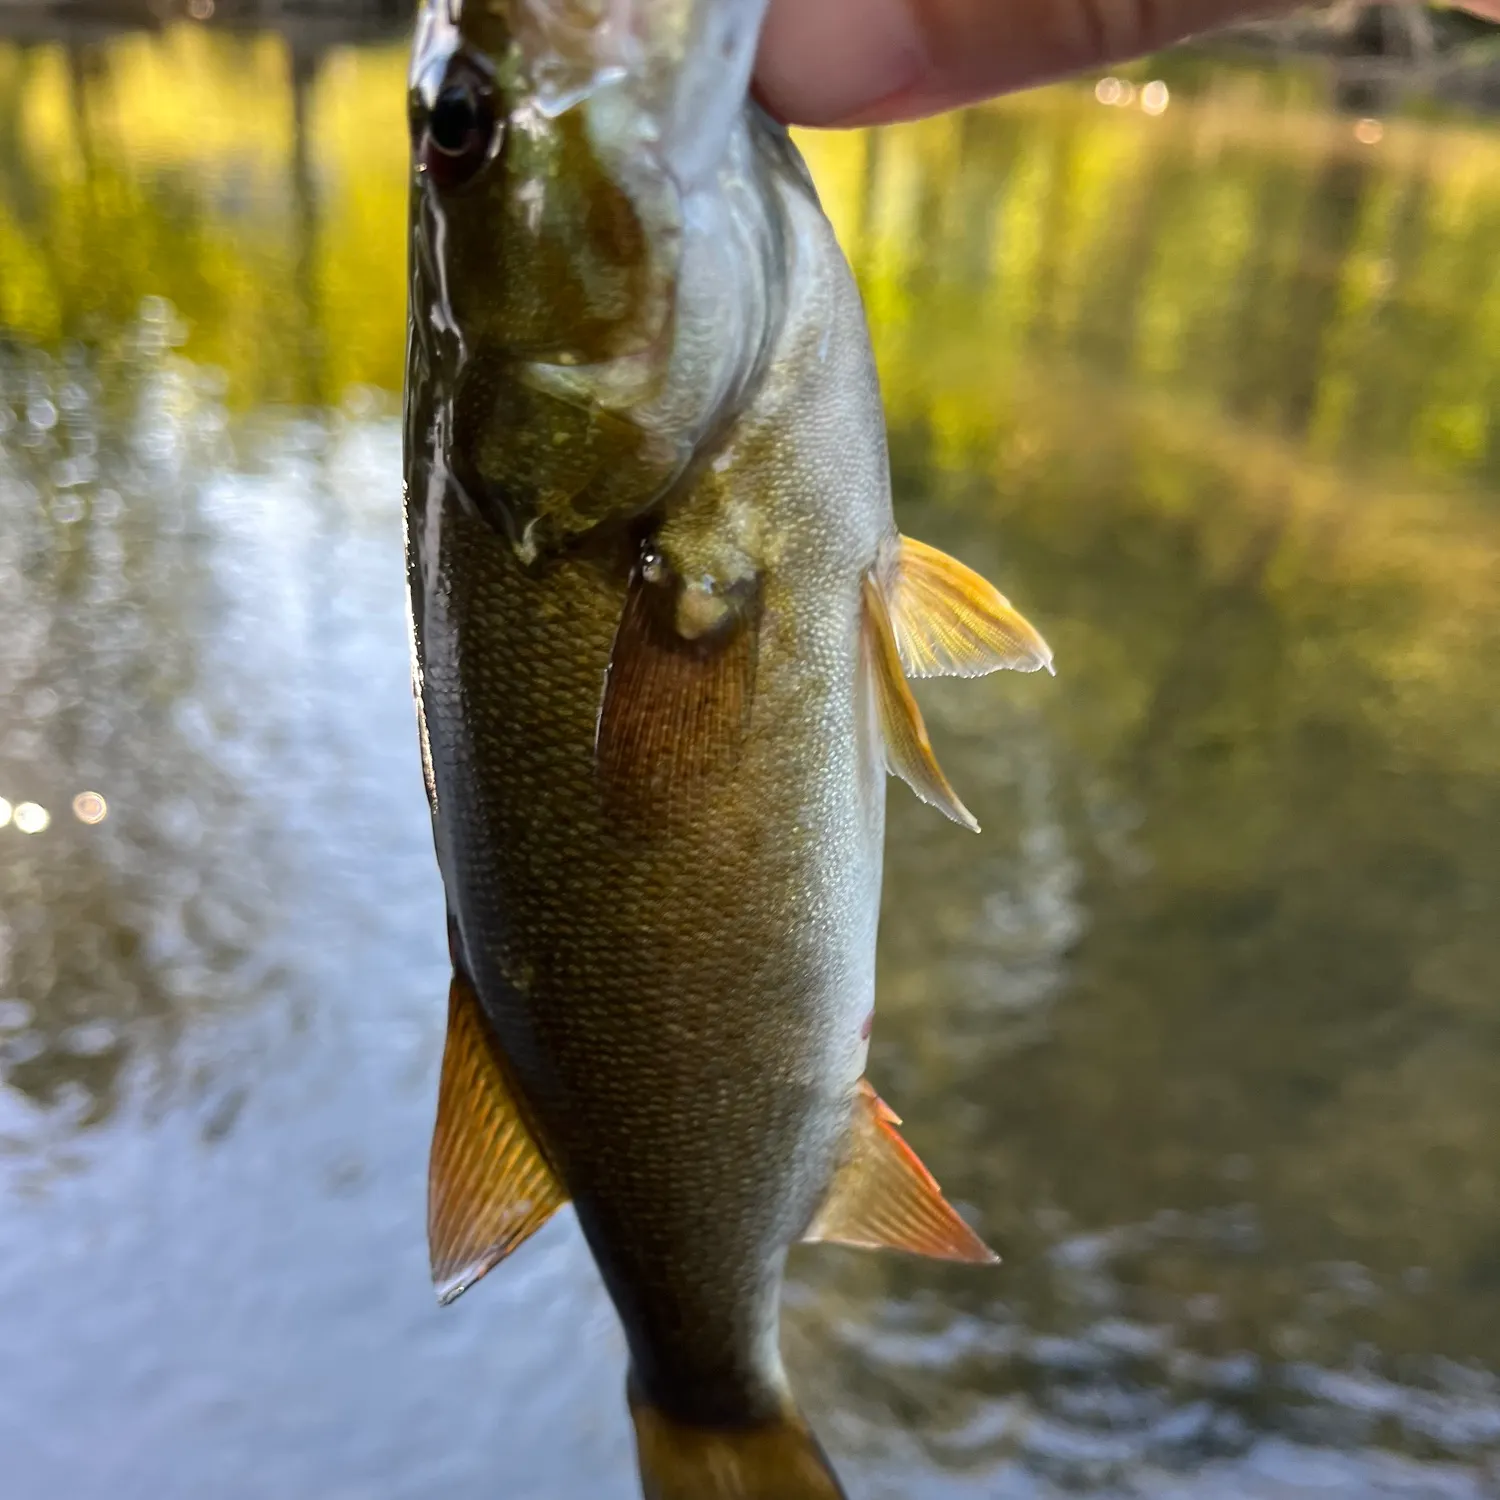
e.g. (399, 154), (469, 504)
(407, 0), (775, 561)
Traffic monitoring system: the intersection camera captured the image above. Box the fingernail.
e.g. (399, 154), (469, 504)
(755, 0), (927, 127)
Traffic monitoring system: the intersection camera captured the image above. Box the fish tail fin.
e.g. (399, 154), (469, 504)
(628, 1385), (847, 1500)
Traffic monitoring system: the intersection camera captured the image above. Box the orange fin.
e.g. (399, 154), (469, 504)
(595, 552), (758, 813)
(803, 1079), (998, 1264)
(428, 969), (566, 1305)
(629, 1386), (846, 1500)
(888, 535), (1053, 679)
(861, 572), (978, 832)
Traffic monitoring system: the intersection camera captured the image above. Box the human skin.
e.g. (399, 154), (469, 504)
(755, 0), (1298, 125)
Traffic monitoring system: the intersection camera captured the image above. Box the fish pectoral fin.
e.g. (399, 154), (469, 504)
(803, 1079), (998, 1264)
(887, 535), (1053, 679)
(595, 551), (759, 812)
(861, 572), (978, 832)
(428, 968), (567, 1305)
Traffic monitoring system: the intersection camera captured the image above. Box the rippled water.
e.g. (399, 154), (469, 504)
(2, 21), (1499, 1500)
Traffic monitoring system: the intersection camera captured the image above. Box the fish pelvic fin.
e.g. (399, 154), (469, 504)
(803, 1079), (999, 1264)
(427, 967), (567, 1305)
(861, 571), (978, 831)
(629, 1386), (847, 1500)
(886, 534), (1054, 679)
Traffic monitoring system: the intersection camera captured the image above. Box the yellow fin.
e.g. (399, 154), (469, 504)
(804, 1080), (999, 1264)
(888, 535), (1054, 679)
(629, 1388), (846, 1500)
(428, 969), (566, 1305)
(861, 572), (978, 831)
(595, 552), (758, 814)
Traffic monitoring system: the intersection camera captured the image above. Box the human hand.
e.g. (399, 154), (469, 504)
(755, 0), (1315, 125)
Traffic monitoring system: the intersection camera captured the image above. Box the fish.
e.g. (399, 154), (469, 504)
(401, 2), (1053, 1496)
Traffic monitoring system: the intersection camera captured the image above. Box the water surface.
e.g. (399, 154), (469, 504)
(2, 24), (1499, 1500)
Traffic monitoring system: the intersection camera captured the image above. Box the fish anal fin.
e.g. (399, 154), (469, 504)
(861, 572), (978, 832)
(428, 968), (567, 1305)
(888, 535), (1053, 679)
(595, 553), (758, 815)
(803, 1079), (998, 1264)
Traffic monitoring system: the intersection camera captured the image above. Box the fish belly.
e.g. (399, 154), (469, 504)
(420, 490), (882, 1419)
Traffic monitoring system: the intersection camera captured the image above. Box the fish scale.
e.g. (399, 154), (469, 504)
(427, 520), (865, 1419)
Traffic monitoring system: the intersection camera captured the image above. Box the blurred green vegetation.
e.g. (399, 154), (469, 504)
(3, 28), (1500, 484)
(0, 32), (403, 403)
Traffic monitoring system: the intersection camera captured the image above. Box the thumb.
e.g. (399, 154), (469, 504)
(757, 0), (1304, 127)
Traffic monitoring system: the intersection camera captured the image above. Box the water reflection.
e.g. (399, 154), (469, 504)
(0, 308), (231, 1144)
(2, 20), (1498, 1500)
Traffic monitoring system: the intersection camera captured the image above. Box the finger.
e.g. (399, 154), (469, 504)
(756, 0), (1290, 127)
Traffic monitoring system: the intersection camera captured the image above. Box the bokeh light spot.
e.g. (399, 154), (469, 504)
(13, 802), (50, 834)
(72, 791), (108, 825)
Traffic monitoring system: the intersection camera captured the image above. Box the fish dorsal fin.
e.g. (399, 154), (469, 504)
(428, 969), (567, 1305)
(888, 535), (1053, 679)
(596, 551), (758, 814)
(861, 572), (978, 831)
(803, 1080), (998, 1264)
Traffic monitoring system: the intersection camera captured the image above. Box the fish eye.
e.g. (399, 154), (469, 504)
(417, 59), (498, 189)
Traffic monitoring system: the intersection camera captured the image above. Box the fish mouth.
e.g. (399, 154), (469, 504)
(421, 0), (770, 184)
(495, 0), (636, 120)
(409, 0), (465, 100)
